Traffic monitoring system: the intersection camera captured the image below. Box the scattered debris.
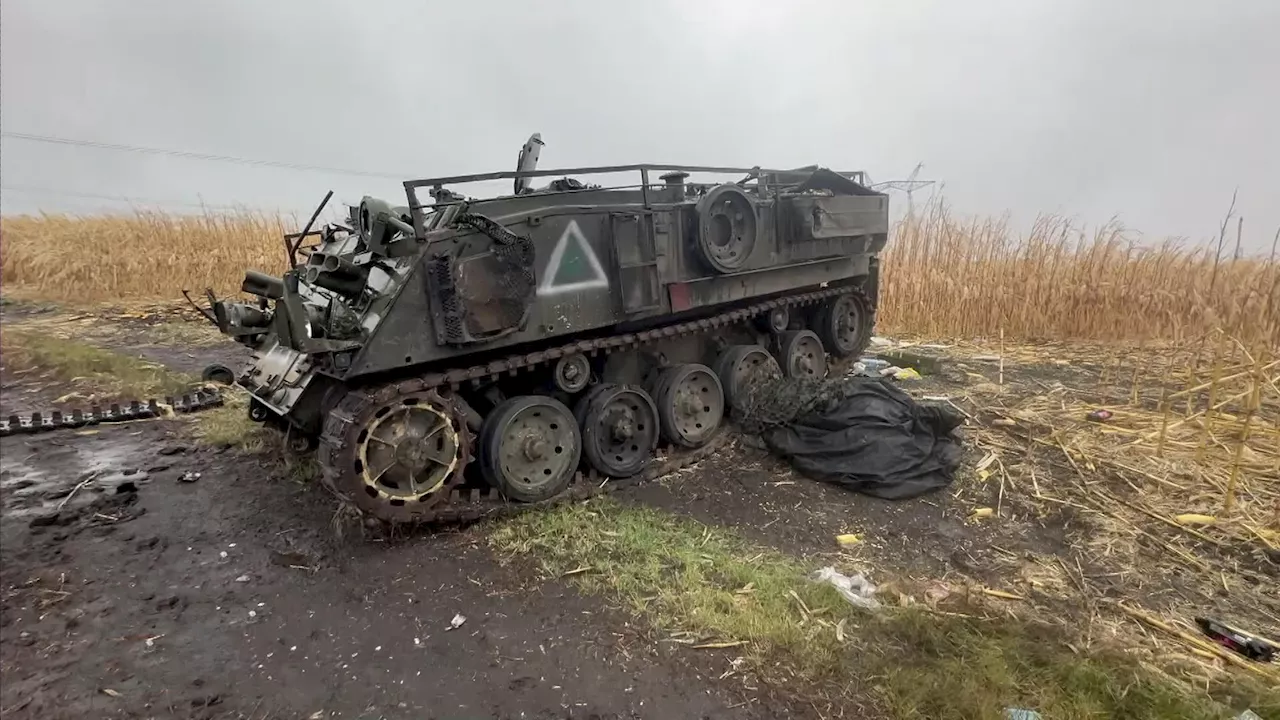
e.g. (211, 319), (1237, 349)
(234, 574), (251, 583)
(970, 507), (994, 520)
(28, 511), (64, 528)
(1086, 408), (1113, 422)
(1004, 709), (1041, 720)
(448, 613), (467, 630)
(56, 473), (98, 510)
(810, 566), (879, 609)
(270, 549), (312, 567)
(891, 367), (922, 381)
(858, 357), (891, 376)
(178, 471), (201, 483)
(835, 533), (862, 547)
(1195, 617), (1277, 662)
(691, 640), (748, 649)
(1173, 513), (1216, 526)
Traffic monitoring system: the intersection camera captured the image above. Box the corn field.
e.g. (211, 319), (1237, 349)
(878, 198), (1279, 347)
(2, 201), (1277, 346)
(1, 210), (290, 304)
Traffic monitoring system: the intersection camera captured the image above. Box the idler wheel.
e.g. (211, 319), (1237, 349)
(201, 363), (236, 385)
(814, 293), (873, 359)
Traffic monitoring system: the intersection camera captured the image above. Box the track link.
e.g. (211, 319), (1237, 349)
(0, 390), (224, 437)
(317, 286), (872, 527)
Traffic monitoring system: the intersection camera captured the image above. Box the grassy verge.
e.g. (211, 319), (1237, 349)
(0, 330), (282, 456)
(491, 500), (1276, 719)
(1, 329), (198, 400)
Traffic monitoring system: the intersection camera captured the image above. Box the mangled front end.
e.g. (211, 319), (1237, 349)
(205, 198), (416, 439)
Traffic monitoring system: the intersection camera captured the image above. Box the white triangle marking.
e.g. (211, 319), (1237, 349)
(537, 219), (610, 296)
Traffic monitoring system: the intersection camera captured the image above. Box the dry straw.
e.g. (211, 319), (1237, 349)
(2, 209), (291, 303)
(4, 197), (1278, 349)
(878, 197), (1279, 348)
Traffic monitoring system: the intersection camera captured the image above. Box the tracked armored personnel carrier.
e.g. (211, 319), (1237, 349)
(207, 134), (888, 523)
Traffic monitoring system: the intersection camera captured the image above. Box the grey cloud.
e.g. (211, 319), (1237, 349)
(2, 0), (1276, 250)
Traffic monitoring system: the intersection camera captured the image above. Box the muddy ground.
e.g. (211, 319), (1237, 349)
(2, 308), (1270, 718)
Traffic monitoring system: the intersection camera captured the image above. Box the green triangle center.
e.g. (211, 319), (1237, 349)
(552, 234), (599, 286)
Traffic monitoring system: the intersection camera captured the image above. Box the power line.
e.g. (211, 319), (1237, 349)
(1, 131), (414, 180)
(1, 184), (267, 212)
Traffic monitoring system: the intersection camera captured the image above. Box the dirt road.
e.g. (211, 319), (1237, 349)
(2, 418), (803, 719)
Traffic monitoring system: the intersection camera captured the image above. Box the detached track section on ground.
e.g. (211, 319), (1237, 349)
(0, 390), (224, 436)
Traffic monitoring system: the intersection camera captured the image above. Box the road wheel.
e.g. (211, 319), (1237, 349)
(777, 330), (827, 379)
(814, 293), (873, 359)
(713, 344), (782, 413)
(479, 395), (581, 503)
(575, 383), (659, 478)
(651, 364), (724, 448)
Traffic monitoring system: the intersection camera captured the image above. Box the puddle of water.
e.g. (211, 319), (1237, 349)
(0, 433), (150, 519)
(75, 436), (145, 474)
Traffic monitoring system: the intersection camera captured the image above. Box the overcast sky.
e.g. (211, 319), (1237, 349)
(2, 0), (1277, 251)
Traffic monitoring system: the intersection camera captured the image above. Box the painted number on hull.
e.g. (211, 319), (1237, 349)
(537, 219), (609, 296)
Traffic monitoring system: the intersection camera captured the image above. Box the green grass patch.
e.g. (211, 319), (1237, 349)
(490, 500), (1277, 719)
(186, 391), (318, 483)
(1, 329), (197, 399)
(188, 393), (267, 450)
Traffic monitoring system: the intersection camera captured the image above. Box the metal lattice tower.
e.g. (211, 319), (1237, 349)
(870, 162), (934, 214)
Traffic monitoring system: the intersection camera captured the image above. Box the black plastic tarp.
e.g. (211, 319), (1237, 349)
(760, 379), (964, 500)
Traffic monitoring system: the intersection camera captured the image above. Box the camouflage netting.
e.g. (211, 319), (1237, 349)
(735, 374), (880, 434)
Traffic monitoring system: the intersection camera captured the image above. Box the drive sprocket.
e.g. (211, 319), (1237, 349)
(318, 380), (472, 524)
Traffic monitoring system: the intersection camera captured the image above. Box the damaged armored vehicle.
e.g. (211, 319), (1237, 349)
(206, 133), (889, 523)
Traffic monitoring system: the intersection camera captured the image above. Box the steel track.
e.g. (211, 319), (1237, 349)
(0, 390), (224, 437)
(318, 286), (871, 526)
(2, 286), (872, 528)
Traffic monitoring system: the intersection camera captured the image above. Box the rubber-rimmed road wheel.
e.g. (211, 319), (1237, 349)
(777, 330), (828, 379)
(479, 395), (581, 503)
(651, 364), (724, 448)
(713, 344), (782, 413)
(575, 383), (659, 478)
(814, 293), (873, 359)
